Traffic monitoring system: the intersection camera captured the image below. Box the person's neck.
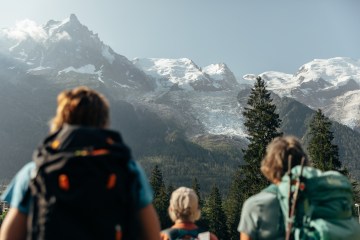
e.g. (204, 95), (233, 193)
(272, 179), (280, 185)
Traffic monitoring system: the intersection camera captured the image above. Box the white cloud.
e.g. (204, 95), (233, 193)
(3, 19), (47, 42)
(53, 31), (71, 41)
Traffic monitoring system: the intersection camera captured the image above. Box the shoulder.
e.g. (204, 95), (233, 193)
(1, 162), (35, 214)
(14, 162), (35, 181)
(127, 160), (154, 209)
(243, 190), (277, 210)
(210, 232), (219, 240)
(160, 227), (175, 240)
(160, 229), (170, 240)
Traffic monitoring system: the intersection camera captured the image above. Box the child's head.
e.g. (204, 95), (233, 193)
(168, 187), (201, 223)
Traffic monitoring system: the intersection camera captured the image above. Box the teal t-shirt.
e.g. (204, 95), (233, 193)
(238, 186), (285, 240)
(1, 160), (153, 214)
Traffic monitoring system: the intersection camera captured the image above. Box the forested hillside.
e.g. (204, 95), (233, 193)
(276, 96), (360, 178)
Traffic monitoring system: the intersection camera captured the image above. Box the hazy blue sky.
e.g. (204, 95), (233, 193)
(2, 0), (360, 77)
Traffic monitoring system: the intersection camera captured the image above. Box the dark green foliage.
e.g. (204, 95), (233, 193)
(167, 183), (175, 200)
(224, 167), (246, 240)
(241, 76), (282, 195)
(340, 168), (360, 216)
(191, 177), (209, 229)
(0, 211), (7, 226)
(149, 165), (172, 228)
(306, 109), (341, 171)
(327, 122), (360, 176)
(192, 177), (203, 207)
(203, 185), (229, 240)
(139, 134), (242, 194)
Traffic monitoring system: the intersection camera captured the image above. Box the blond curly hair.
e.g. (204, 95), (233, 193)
(168, 187), (201, 223)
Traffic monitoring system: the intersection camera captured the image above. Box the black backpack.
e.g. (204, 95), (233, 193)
(27, 125), (138, 240)
(161, 227), (208, 240)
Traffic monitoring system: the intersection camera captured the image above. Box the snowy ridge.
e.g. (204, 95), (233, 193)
(296, 57), (360, 85)
(133, 57), (207, 90)
(0, 15), (153, 92)
(133, 58), (239, 91)
(244, 57), (360, 131)
(58, 64), (104, 83)
(203, 63), (229, 81)
(0, 14), (114, 68)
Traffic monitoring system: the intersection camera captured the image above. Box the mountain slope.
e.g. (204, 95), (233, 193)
(275, 97), (360, 177)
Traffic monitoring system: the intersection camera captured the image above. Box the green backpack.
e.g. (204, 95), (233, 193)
(277, 165), (360, 240)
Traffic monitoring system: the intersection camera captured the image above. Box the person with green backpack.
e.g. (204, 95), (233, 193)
(238, 136), (308, 240)
(238, 136), (360, 240)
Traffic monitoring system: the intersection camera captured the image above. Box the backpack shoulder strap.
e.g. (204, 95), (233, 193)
(162, 227), (206, 239)
(262, 184), (278, 194)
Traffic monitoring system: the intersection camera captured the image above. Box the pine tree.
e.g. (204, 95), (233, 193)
(167, 183), (175, 198)
(224, 168), (245, 240)
(307, 109), (341, 171)
(203, 185), (229, 240)
(191, 177), (203, 207)
(241, 76), (282, 195)
(149, 165), (171, 228)
(191, 177), (209, 229)
(306, 109), (360, 216)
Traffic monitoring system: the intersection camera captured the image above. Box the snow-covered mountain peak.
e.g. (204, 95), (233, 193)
(0, 16), (153, 92)
(69, 13), (80, 24)
(242, 72), (295, 97)
(133, 58), (239, 91)
(1, 14), (99, 50)
(295, 57), (360, 85)
(258, 71), (295, 97)
(203, 63), (239, 87)
(203, 63), (228, 78)
(243, 57), (360, 131)
(45, 15), (78, 37)
(133, 57), (201, 79)
(133, 57), (207, 90)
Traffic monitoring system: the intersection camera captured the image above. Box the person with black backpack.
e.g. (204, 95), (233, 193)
(0, 86), (161, 240)
(160, 187), (218, 240)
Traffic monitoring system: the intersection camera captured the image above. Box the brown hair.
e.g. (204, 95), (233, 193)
(260, 136), (309, 182)
(50, 86), (110, 132)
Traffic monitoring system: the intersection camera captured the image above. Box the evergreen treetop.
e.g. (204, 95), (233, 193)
(307, 109), (341, 171)
(203, 185), (229, 240)
(149, 165), (171, 228)
(241, 76), (282, 194)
